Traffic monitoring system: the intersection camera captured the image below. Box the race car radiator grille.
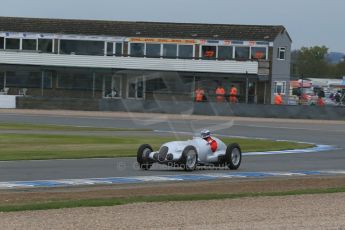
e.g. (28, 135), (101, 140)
(158, 146), (169, 162)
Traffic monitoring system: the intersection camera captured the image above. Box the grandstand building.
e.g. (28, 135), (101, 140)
(0, 17), (292, 105)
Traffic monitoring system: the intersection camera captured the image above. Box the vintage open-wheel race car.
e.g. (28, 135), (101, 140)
(137, 135), (242, 171)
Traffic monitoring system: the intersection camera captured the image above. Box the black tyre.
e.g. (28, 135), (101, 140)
(137, 144), (153, 170)
(225, 143), (242, 170)
(181, 146), (198, 171)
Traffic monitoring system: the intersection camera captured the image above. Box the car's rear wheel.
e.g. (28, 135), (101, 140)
(226, 143), (242, 170)
(137, 144), (153, 170)
(181, 146), (198, 171)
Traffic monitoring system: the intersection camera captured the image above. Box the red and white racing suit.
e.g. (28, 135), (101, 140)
(205, 137), (218, 152)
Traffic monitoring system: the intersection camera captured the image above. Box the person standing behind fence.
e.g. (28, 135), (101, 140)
(229, 85), (238, 103)
(195, 87), (205, 102)
(215, 85), (225, 102)
(317, 96), (325, 106)
(335, 91), (341, 104)
(274, 92), (283, 105)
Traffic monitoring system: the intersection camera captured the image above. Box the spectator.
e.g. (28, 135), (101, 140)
(204, 47), (215, 58)
(195, 86), (205, 102)
(215, 85), (225, 102)
(329, 93), (334, 100)
(295, 87), (302, 98)
(248, 85), (255, 103)
(229, 85), (238, 103)
(335, 91), (341, 103)
(318, 89), (325, 98)
(274, 92), (283, 105)
(317, 96), (325, 106)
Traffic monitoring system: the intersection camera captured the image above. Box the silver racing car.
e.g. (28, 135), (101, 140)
(137, 131), (242, 171)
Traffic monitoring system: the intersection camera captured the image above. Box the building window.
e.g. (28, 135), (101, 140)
(146, 44), (161, 58)
(59, 40), (104, 56)
(57, 72), (93, 90)
(22, 39), (37, 51)
(127, 76), (144, 99)
(115, 42), (123, 56)
(137, 79), (144, 98)
(0, 72), (5, 88)
(101, 74), (122, 97)
(130, 43), (145, 57)
(163, 44), (177, 58)
(128, 79), (136, 98)
(201, 46), (217, 59)
(0, 37), (4, 49)
(251, 47), (267, 60)
(106, 42), (114, 56)
(94, 75), (103, 91)
(178, 45), (193, 59)
(6, 71), (42, 88)
(274, 81), (286, 94)
(38, 39), (53, 53)
(277, 47), (286, 60)
(5, 38), (20, 50)
(235, 46), (250, 59)
(43, 71), (53, 88)
(218, 46), (233, 60)
(146, 78), (167, 92)
(145, 75), (193, 93)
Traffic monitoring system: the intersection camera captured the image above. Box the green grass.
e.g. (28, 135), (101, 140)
(0, 122), (151, 132)
(0, 187), (344, 212)
(0, 133), (314, 161)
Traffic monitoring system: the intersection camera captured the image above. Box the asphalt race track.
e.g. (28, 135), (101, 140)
(0, 110), (344, 182)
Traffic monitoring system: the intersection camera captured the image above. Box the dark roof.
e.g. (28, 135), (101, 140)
(0, 16), (287, 41)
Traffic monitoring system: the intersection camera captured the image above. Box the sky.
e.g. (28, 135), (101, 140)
(0, 0), (344, 53)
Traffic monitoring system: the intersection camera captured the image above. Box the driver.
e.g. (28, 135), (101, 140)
(201, 129), (218, 153)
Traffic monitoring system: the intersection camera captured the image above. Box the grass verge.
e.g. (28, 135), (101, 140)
(1, 187), (344, 212)
(0, 122), (151, 132)
(0, 133), (314, 161)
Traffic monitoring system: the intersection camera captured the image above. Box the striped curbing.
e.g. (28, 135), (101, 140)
(1, 170), (345, 189)
(243, 144), (337, 156)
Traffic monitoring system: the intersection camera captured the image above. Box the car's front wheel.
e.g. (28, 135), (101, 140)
(137, 144), (153, 170)
(226, 143), (242, 170)
(181, 146), (198, 171)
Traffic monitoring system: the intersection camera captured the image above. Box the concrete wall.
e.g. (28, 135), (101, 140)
(0, 95), (16, 108)
(100, 99), (345, 120)
(16, 97), (99, 111)
(16, 97), (345, 120)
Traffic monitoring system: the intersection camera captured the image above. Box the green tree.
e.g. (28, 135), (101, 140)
(295, 46), (329, 77)
(335, 56), (345, 77)
(291, 50), (301, 77)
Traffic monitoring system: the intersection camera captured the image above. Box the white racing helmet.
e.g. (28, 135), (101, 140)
(201, 129), (211, 139)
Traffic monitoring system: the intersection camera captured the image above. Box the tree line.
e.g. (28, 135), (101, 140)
(291, 46), (345, 79)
